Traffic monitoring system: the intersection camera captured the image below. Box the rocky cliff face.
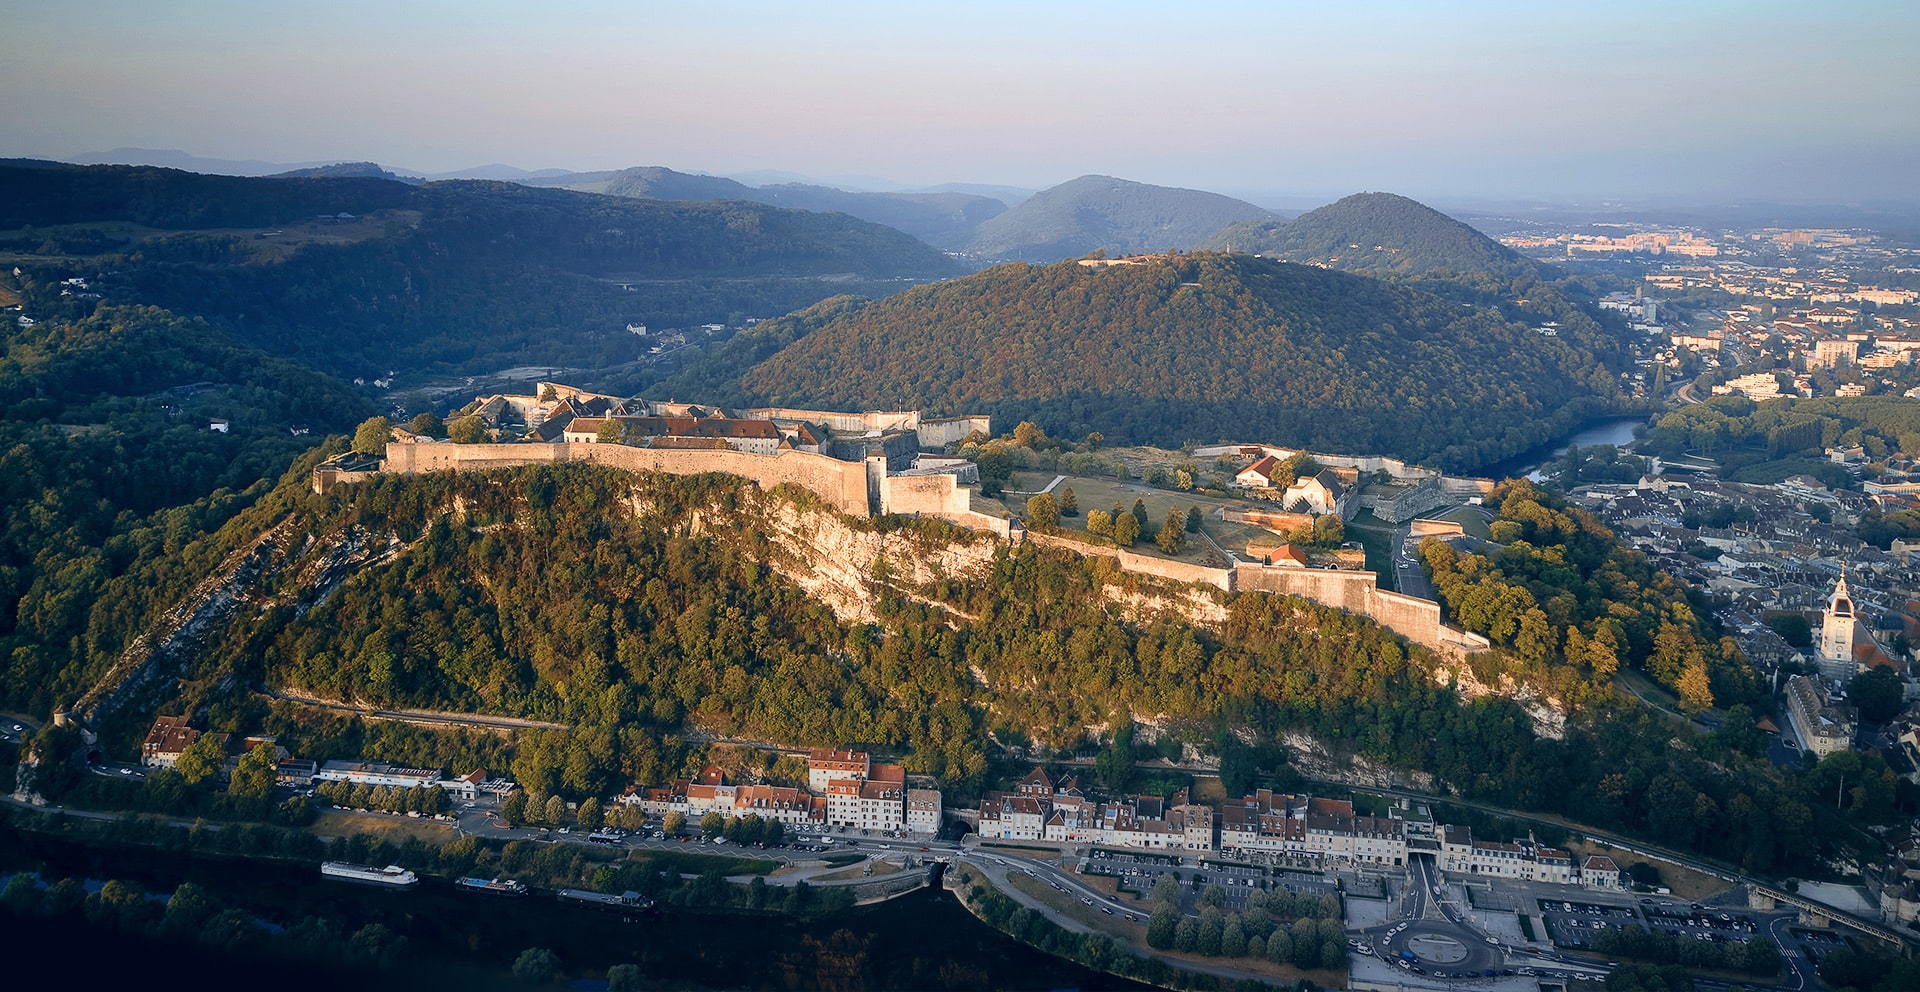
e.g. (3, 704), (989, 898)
(751, 499), (997, 626)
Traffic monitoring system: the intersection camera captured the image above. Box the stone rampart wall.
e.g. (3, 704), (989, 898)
(1235, 563), (1378, 613)
(380, 442), (873, 517)
(1026, 533), (1234, 591)
(740, 407), (921, 434)
(1440, 477), (1496, 498)
(918, 416), (993, 448)
(879, 472), (972, 517)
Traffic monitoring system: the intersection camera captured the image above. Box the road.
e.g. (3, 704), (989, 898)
(1393, 522), (1435, 601)
(1360, 855), (1608, 985)
(261, 689), (569, 732)
(1344, 783), (1917, 956)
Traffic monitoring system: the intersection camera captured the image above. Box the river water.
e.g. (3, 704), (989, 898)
(1482, 416), (1649, 483)
(0, 826), (1148, 991)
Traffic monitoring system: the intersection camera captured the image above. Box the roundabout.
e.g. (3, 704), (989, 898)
(1372, 921), (1505, 976)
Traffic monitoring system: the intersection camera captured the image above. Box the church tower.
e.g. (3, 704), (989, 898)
(1817, 571), (1859, 682)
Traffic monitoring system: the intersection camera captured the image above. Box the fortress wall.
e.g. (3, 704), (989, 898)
(1365, 589), (1445, 647)
(569, 444), (872, 518)
(1440, 477), (1496, 498)
(1027, 533), (1234, 591)
(379, 442), (873, 518)
(383, 443), (566, 474)
(1408, 519), (1467, 538)
(312, 467), (375, 495)
(740, 407), (921, 435)
(1235, 564), (1378, 613)
(1194, 445), (1440, 482)
(917, 416), (993, 448)
(880, 473), (973, 517)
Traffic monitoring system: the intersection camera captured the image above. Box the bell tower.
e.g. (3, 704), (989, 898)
(1817, 570), (1858, 682)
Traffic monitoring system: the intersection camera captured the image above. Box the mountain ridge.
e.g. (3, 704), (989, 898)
(964, 174), (1276, 261)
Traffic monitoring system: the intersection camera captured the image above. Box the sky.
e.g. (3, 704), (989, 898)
(4, 0), (1917, 204)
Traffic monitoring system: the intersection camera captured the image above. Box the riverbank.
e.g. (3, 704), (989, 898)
(1481, 414), (1652, 481)
(0, 809), (1140, 990)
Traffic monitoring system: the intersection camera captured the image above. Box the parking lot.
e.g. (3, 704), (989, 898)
(1536, 897), (1639, 950)
(1535, 896), (1769, 953)
(1087, 849), (1338, 916)
(1640, 900), (1761, 946)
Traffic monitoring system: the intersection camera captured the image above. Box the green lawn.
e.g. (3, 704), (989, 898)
(1430, 505), (1492, 540)
(1009, 475), (1229, 562)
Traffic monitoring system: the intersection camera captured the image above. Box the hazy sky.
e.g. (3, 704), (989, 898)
(5, 0), (1917, 202)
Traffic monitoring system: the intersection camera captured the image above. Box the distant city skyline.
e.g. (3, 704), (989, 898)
(4, 0), (1917, 204)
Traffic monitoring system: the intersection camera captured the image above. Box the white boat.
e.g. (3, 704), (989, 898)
(320, 861), (419, 887)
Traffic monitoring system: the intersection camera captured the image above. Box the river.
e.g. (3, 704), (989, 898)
(1482, 415), (1650, 483)
(0, 826), (1150, 991)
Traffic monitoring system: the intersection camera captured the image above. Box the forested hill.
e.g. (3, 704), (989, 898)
(1201, 191), (1535, 279)
(718, 253), (1626, 471)
(537, 166), (1008, 249)
(0, 163), (963, 374)
(963, 175), (1276, 261)
(0, 162), (416, 228)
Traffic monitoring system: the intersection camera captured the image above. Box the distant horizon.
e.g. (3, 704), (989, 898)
(20, 146), (1920, 221)
(5, 1), (1915, 207)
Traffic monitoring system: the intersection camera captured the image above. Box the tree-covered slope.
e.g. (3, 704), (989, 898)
(0, 301), (373, 692)
(17, 460), (1890, 878)
(1202, 191), (1533, 278)
(964, 175), (1275, 261)
(0, 163), (964, 374)
(726, 253), (1625, 470)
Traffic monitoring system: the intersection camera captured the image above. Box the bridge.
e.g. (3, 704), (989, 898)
(1748, 884), (1916, 955)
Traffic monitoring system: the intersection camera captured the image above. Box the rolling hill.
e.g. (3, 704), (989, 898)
(1201, 191), (1533, 278)
(718, 253), (1625, 470)
(963, 175), (1276, 261)
(533, 165), (1007, 249)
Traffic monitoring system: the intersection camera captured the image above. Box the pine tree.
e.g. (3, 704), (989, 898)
(1158, 509), (1186, 553)
(1112, 513), (1140, 547)
(1059, 486), (1078, 516)
(1185, 505), (1202, 532)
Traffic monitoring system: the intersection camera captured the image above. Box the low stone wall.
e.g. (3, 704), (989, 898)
(1223, 507), (1313, 533)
